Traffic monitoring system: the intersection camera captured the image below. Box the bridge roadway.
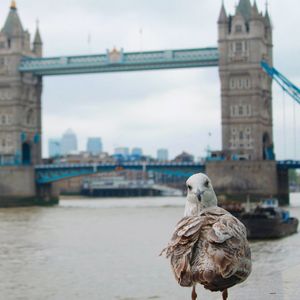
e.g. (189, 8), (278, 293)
(19, 47), (219, 76)
(35, 160), (300, 184)
(35, 162), (205, 184)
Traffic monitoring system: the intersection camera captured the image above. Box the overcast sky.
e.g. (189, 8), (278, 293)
(0, 0), (299, 159)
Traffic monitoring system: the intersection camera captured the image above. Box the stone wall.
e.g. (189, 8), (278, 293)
(0, 166), (59, 206)
(206, 160), (289, 204)
(0, 166), (36, 197)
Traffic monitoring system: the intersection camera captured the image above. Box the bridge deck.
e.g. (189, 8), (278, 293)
(35, 162), (205, 184)
(19, 47), (219, 76)
(34, 160), (300, 184)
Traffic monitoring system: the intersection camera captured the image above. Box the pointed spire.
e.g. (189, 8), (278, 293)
(33, 19), (43, 56)
(262, 0), (271, 26)
(236, 0), (252, 21)
(218, 2), (228, 23)
(10, 0), (17, 10)
(265, 12), (271, 28)
(265, 0), (269, 12)
(33, 19), (42, 45)
(1, 1), (23, 37)
(251, 0), (259, 18)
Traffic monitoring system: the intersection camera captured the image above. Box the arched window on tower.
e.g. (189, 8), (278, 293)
(235, 42), (243, 53)
(238, 106), (243, 115)
(235, 25), (242, 33)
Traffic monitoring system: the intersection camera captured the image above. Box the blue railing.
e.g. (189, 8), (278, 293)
(35, 162), (205, 184)
(277, 160), (300, 169)
(19, 47), (219, 76)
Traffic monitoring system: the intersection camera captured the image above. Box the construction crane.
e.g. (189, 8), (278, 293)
(261, 60), (300, 104)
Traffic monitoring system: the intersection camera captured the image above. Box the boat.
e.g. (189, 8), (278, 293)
(239, 198), (299, 239)
(81, 176), (182, 197)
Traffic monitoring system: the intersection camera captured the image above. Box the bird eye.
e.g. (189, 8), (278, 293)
(187, 184), (192, 191)
(204, 180), (209, 188)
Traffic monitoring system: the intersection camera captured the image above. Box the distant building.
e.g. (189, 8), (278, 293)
(48, 138), (61, 158)
(131, 147), (143, 156)
(61, 129), (78, 155)
(114, 147), (130, 156)
(87, 137), (102, 156)
(157, 148), (169, 161)
(173, 151), (194, 163)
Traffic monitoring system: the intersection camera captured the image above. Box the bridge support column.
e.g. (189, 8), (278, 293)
(276, 168), (289, 205)
(0, 166), (59, 207)
(36, 183), (59, 206)
(206, 161), (289, 205)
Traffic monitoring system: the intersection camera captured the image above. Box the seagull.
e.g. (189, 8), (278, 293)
(161, 173), (251, 300)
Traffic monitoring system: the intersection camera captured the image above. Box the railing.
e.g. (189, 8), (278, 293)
(35, 162), (205, 184)
(277, 160), (300, 169)
(19, 47), (219, 76)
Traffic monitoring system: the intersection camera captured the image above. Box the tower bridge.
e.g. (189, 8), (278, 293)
(19, 47), (219, 76)
(0, 0), (299, 206)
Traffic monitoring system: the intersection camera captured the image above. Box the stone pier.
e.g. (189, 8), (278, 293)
(0, 166), (59, 207)
(206, 161), (289, 205)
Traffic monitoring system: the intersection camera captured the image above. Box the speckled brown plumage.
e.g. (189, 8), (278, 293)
(161, 206), (251, 293)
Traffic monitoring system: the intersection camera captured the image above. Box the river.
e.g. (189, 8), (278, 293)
(0, 194), (299, 300)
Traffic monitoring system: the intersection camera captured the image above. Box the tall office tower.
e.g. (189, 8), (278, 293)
(157, 148), (169, 161)
(48, 138), (61, 158)
(61, 129), (78, 155)
(131, 147), (143, 156)
(114, 147), (130, 156)
(87, 137), (103, 156)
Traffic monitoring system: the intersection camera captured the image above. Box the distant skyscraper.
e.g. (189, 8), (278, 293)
(61, 129), (78, 155)
(114, 147), (130, 156)
(131, 147), (143, 157)
(157, 148), (168, 161)
(87, 137), (103, 155)
(48, 138), (61, 158)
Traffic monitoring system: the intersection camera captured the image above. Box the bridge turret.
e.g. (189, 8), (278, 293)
(0, 1), (42, 165)
(0, 1), (31, 54)
(33, 22), (43, 57)
(236, 0), (252, 22)
(218, 3), (228, 26)
(218, 0), (274, 161)
(264, 8), (273, 63)
(218, 3), (229, 67)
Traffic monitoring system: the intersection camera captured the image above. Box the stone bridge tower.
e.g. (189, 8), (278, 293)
(207, 0), (289, 204)
(218, 0), (273, 161)
(0, 1), (43, 166)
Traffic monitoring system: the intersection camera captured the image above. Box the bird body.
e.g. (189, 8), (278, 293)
(161, 173), (251, 299)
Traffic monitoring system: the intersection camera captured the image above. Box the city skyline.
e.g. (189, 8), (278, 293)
(0, 0), (298, 159)
(48, 130), (177, 159)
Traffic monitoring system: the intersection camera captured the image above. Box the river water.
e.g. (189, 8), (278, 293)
(0, 194), (300, 300)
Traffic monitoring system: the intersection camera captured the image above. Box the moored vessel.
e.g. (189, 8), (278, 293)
(239, 198), (299, 239)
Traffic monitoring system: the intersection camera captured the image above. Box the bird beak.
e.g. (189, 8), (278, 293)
(196, 190), (205, 201)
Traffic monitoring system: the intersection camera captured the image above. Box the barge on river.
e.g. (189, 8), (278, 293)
(239, 199), (299, 239)
(221, 199), (299, 239)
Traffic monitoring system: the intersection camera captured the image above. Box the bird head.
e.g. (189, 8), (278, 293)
(185, 173), (218, 215)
